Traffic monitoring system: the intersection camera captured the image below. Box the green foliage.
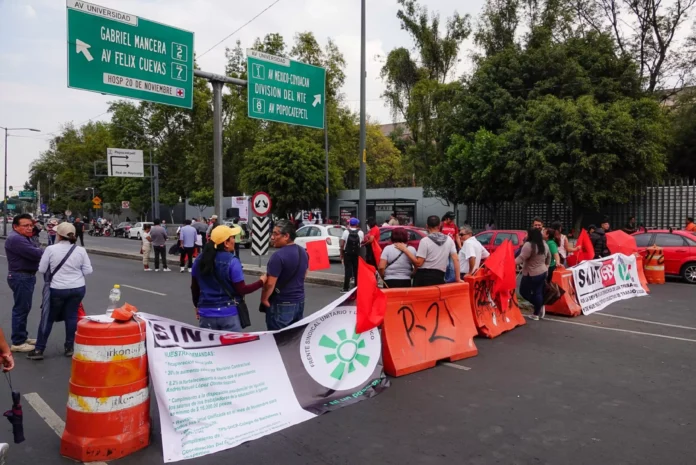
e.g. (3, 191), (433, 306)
(188, 187), (214, 214)
(241, 137), (340, 215)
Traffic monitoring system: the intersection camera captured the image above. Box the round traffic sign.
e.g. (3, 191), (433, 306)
(251, 191), (272, 217)
(8, 186), (12, 192)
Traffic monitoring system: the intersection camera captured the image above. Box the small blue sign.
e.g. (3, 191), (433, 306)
(41, 203), (48, 213)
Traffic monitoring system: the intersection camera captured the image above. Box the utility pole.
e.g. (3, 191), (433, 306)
(358, 0), (367, 228)
(1, 126), (40, 236)
(193, 70), (247, 220)
(324, 93), (330, 223)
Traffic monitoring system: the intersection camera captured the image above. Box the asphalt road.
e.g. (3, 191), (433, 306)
(70, 233), (346, 275)
(1, 251), (695, 464)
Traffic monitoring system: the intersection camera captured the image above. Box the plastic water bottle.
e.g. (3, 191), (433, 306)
(106, 284), (121, 317)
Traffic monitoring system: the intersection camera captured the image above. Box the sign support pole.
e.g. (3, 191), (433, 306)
(193, 70), (247, 221)
(3, 129), (7, 237)
(153, 164), (160, 220)
(212, 81), (224, 221)
(358, 0), (367, 229)
(324, 90), (330, 224)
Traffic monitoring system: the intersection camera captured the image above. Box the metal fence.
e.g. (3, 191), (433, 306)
(467, 178), (696, 231)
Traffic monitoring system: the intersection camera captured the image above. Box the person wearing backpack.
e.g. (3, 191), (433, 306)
(340, 218), (364, 293)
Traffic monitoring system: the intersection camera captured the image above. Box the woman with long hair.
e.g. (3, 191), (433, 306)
(28, 222), (92, 360)
(516, 228), (550, 320)
(545, 227), (561, 282)
(191, 225), (266, 331)
(551, 221), (581, 266)
(378, 228), (415, 288)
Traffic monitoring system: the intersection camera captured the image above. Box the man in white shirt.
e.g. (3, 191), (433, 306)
(396, 215), (461, 287)
(458, 225), (489, 278)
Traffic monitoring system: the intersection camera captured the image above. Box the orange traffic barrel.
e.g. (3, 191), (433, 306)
(644, 246), (665, 285)
(61, 318), (150, 462)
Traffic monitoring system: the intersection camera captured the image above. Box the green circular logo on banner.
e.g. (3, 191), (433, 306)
(300, 307), (381, 390)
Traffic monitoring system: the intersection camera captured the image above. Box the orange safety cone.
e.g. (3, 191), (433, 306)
(644, 246), (665, 285)
(61, 318), (150, 462)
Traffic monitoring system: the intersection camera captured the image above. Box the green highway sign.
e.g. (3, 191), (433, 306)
(247, 49), (326, 129)
(18, 191), (36, 200)
(66, 0), (194, 109)
(6, 204), (16, 211)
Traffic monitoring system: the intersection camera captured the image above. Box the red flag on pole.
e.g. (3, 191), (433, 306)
(485, 240), (517, 298)
(575, 228), (594, 263)
(356, 257), (387, 334)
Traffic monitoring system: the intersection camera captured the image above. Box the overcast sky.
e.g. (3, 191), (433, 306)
(0, 0), (484, 191)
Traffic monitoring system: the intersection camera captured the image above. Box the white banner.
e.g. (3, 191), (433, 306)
(139, 295), (388, 462)
(231, 196), (249, 220)
(571, 253), (648, 315)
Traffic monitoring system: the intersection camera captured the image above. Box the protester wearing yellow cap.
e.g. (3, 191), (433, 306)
(190, 224), (266, 331)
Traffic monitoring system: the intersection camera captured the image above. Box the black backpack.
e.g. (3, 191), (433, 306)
(344, 229), (361, 256)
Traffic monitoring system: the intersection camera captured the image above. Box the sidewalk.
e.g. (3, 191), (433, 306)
(0, 237), (343, 288)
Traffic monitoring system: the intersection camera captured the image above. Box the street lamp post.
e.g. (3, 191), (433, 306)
(1, 126), (40, 236)
(85, 187), (95, 220)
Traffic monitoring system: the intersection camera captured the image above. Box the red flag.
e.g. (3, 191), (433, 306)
(575, 228), (594, 263)
(306, 240), (331, 271)
(370, 240), (382, 264)
(356, 257), (387, 334)
(485, 240), (517, 297)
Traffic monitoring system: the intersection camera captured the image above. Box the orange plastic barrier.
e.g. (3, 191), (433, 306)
(464, 270), (526, 337)
(644, 246), (665, 284)
(545, 267), (582, 317)
(634, 254), (650, 293)
(61, 318), (150, 462)
(381, 283), (478, 377)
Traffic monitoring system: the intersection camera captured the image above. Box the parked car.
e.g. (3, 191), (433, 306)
(294, 225), (346, 259)
(474, 230), (526, 254)
(223, 220), (251, 248)
(128, 222), (154, 240)
(114, 222), (132, 238)
(378, 226), (428, 250)
(632, 230), (696, 283)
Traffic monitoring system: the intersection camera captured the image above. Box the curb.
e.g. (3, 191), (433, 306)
(0, 236), (343, 287)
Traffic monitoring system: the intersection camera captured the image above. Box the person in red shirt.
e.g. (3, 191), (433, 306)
(685, 217), (696, 233)
(440, 212), (461, 250)
(363, 217), (381, 267)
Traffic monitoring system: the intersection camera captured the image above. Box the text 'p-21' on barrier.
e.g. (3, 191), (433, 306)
(380, 283), (479, 377)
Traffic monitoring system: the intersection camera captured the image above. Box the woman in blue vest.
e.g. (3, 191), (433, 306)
(191, 225), (266, 331)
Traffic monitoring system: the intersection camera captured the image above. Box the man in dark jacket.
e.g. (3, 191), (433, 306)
(589, 223), (609, 258)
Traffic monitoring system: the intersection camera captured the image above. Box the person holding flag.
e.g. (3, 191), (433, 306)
(362, 217), (382, 267)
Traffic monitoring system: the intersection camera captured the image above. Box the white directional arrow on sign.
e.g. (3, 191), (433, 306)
(312, 94), (322, 107)
(76, 39), (93, 62)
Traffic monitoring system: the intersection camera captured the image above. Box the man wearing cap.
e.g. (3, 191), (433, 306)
(5, 214), (43, 352)
(206, 215), (219, 240)
(340, 218), (365, 293)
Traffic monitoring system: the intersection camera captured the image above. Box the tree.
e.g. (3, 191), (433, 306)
(240, 137), (341, 215)
(505, 95), (668, 227)
(188, 188), (214, 216)
(381, 0), (471, 180)
(572, 0), (696, 93)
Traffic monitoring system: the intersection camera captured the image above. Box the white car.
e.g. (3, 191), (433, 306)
(128, 222), (154, 240)
(294, 225), (346, 260)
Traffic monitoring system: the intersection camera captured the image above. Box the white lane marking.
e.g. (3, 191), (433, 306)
(546, 318), (696, 343)
(24, 392), (108, 465)
(442, 362), (472, 371)
(594, 313), (696, 331)
(119, 284), (167, 296)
